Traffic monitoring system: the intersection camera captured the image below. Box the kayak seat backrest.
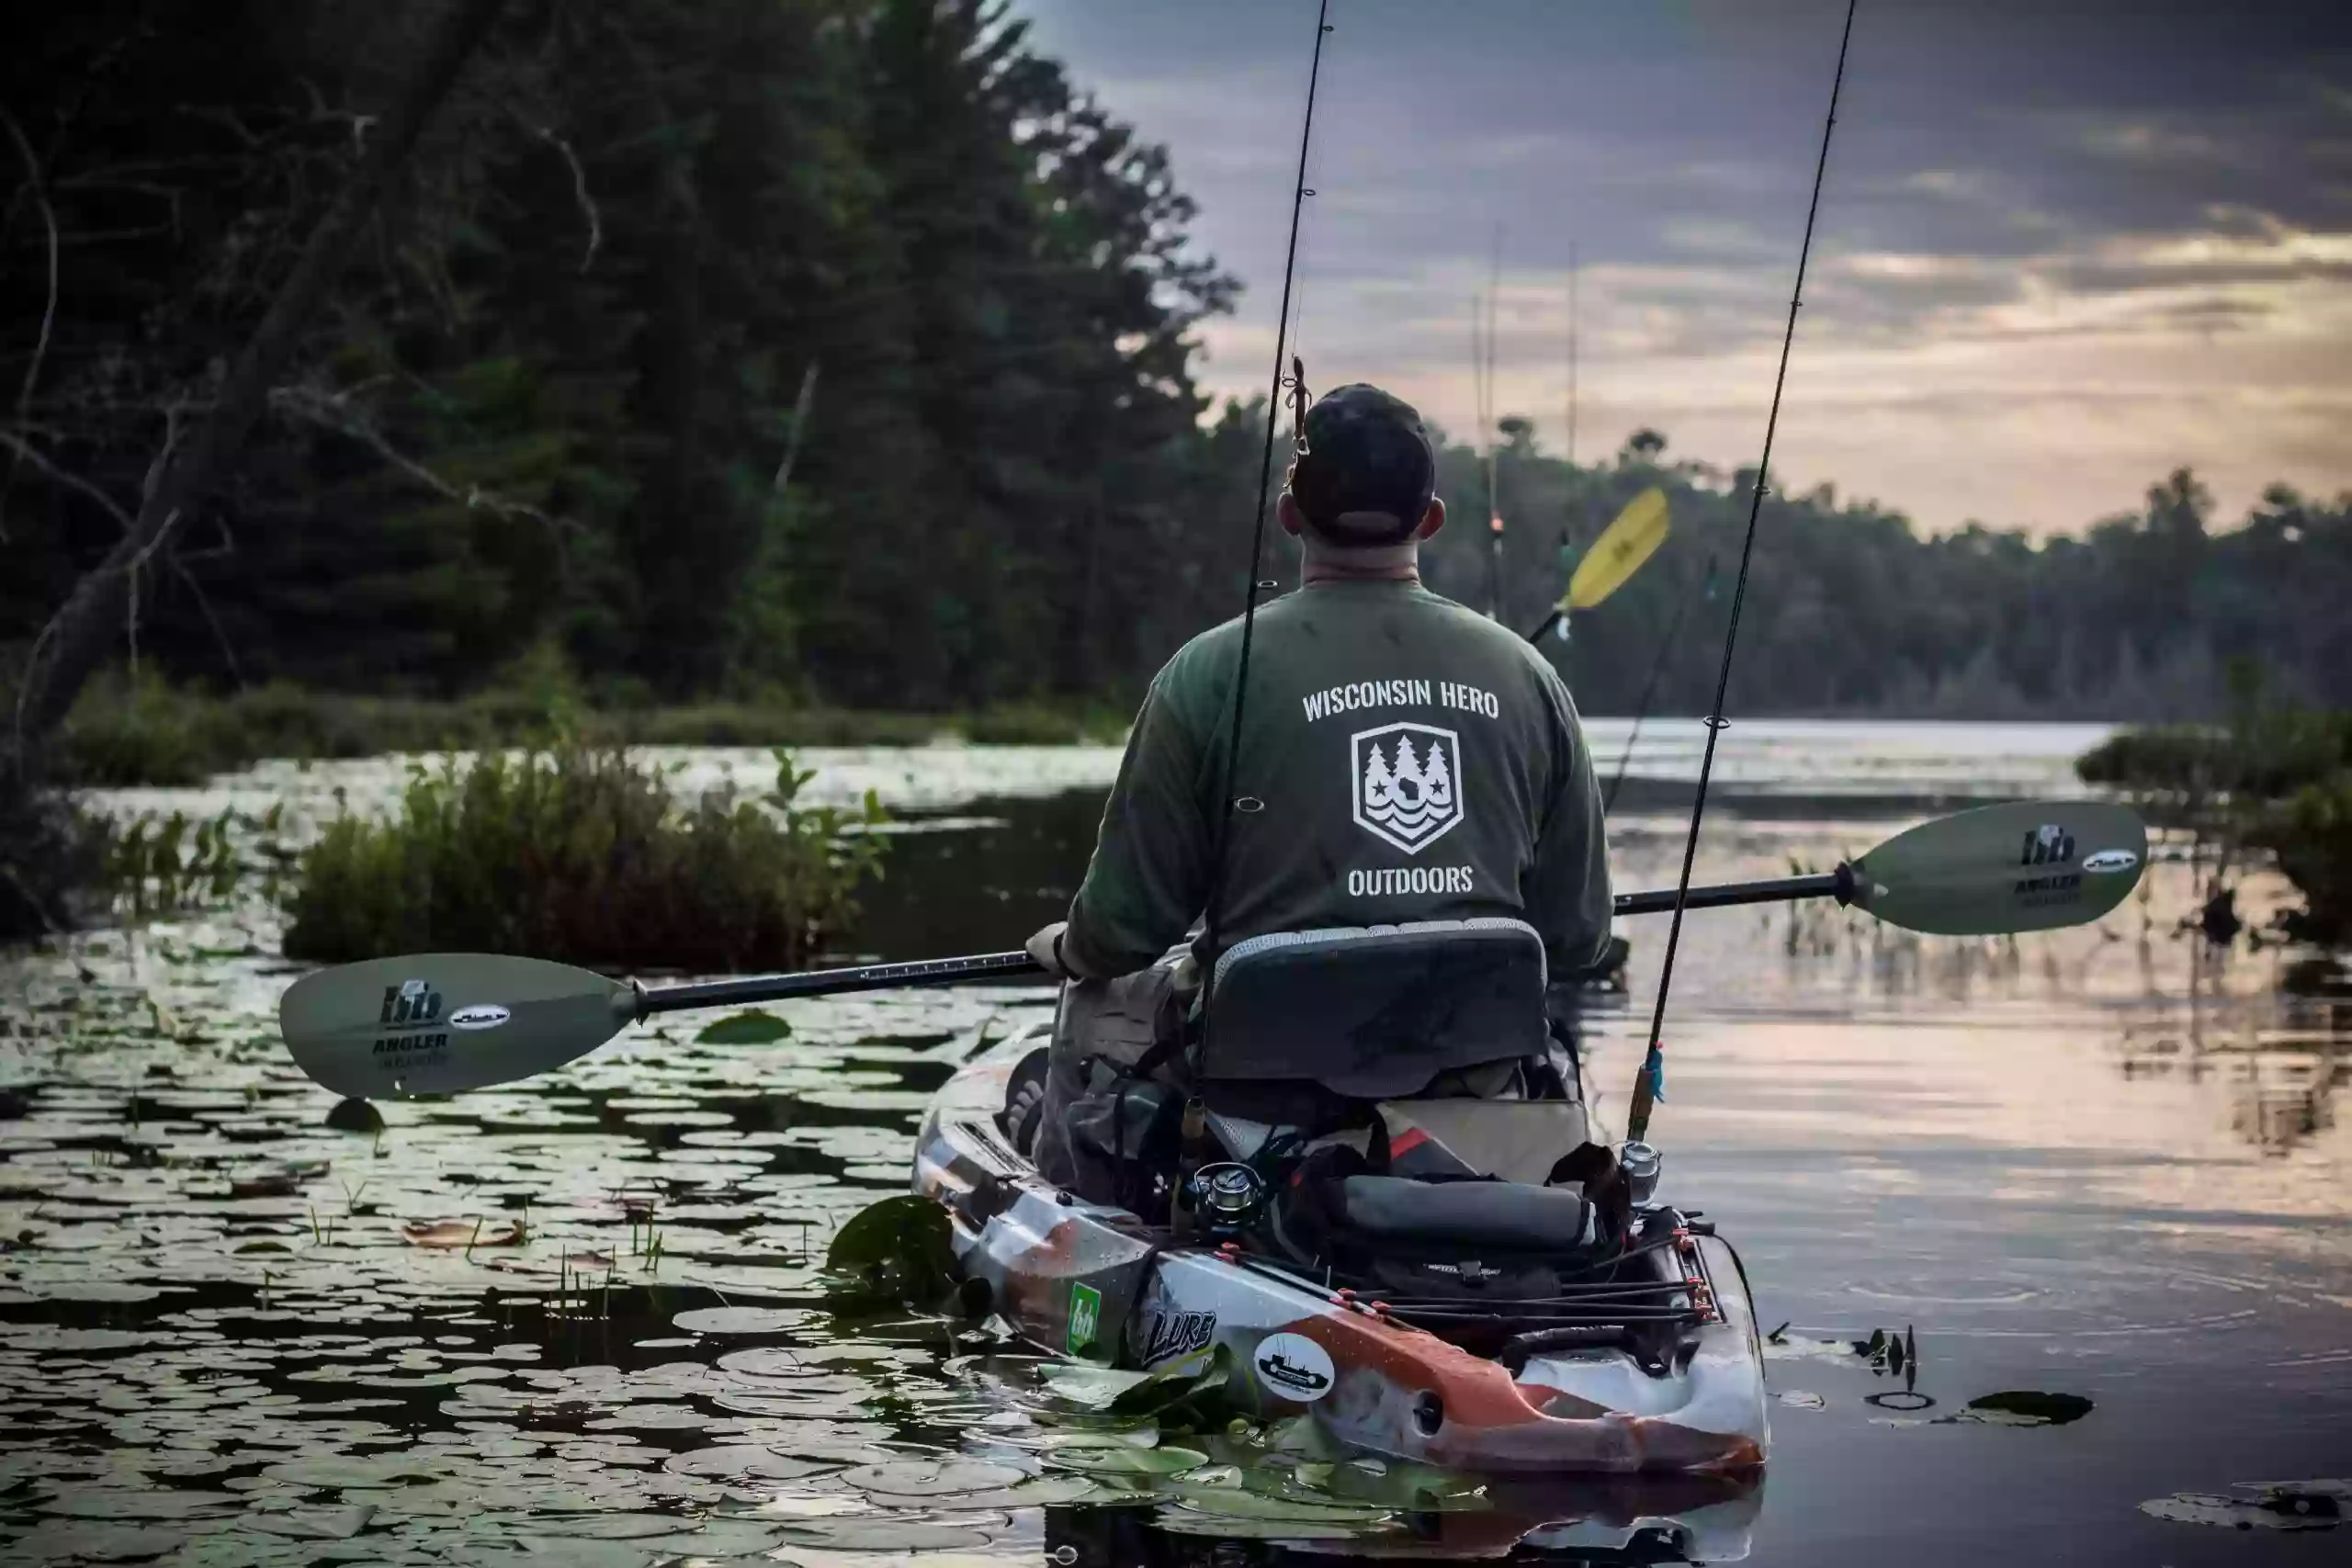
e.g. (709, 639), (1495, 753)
(1200, 918), (1548, 1100)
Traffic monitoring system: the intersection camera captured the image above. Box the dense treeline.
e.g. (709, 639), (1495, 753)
(3, 0), (1256, 716)
(6, 0), (2348, 727)
(1428, 434), (2352, 722)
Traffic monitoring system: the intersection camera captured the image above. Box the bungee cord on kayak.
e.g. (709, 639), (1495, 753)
(1626, 0), (1863, 1145)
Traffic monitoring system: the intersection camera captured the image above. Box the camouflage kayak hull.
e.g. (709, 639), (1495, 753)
(911, 1024), (1770, 1479)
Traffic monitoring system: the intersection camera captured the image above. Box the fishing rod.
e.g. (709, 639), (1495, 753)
(1626, 0), (1860, 1145)
(1195, 0), (1333, 1065)
(1602, 553), (1718, 814)
(276, 798), (2152, 1100)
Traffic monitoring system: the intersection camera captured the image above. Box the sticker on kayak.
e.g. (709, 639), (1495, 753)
(1139, 1309), (1216, 1366)
(2082, 849), (2139, 875)
(449, 1005), (512, 1032)
(1067, 1283), (1101, 1356)
(1253, 1332), (1335, 1402)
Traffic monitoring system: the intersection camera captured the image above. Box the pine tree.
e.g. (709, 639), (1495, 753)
(1392, 734), (1421, 798)
(1423, 739), (1454, 806)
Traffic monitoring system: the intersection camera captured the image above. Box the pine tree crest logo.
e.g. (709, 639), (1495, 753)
(1351, 723), (1464, 854)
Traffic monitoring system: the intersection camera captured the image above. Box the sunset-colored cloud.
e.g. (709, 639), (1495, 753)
(1020, 0), (2352, 534)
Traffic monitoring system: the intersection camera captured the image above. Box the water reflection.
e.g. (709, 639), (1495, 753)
(2114, 953), (2350, 1156)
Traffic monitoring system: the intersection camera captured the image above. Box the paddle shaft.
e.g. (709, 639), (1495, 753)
(641, 952), (1043, 1013)
(625, 868), (1856, 1015)
(1615, 867), (1847, 918)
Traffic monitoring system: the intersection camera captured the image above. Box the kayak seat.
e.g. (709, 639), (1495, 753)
(1339, 1175), (1596, 1253)
(1200, 918), (1549, 1101)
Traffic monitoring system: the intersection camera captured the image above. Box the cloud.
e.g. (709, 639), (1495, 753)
(1011, 0), (2352, 535)
(2074, 118), (2239, 165)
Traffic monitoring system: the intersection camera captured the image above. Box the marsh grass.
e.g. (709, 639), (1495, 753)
(280, 739), (888, 970)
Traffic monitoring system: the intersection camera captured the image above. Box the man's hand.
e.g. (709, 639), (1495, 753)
(1025, 920), (1076, 981)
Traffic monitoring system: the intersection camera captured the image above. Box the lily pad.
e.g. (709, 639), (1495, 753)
(1951, 1390), (2093, 1427)
(838, 1458), (1026, 1497)
(698, 1010), (794, 1044)
(671, 1305), (809, 1336)
(401, 1219), (526, 1248)
(661, 1445), (831, 1480)
(825, 1194), (953, 1298)
(1156, 1484), (1395, 1537)
(2142, 1491), (2340, 1532)
(323, 1098), (383, 1134)
(1044, 1443), (1208, 1478)
(1035, 1362), (1154, 1410)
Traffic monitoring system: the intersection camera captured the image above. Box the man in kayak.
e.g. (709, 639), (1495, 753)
(1023, 383), (1613, 1197)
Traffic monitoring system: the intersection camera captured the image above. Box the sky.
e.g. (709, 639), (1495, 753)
(1014, 0), (2352, 536)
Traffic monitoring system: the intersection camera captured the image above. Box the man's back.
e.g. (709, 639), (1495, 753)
(1062, 578), (1611, 978)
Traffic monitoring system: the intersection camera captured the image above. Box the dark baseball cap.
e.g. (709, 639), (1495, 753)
(1287, 383), (1438, 546)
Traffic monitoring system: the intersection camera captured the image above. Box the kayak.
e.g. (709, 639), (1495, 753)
(912, 1022), (1766, 1476)
(910, 919), (1768, 1478)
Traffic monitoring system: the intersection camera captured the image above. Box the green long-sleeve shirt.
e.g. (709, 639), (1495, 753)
(1063, 579), (1612, 980)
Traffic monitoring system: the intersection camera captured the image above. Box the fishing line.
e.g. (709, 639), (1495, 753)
(1627, 0), (1858, 1144)
(1196, 0), (1335, 1063)
(1602, 554), (1718, 815)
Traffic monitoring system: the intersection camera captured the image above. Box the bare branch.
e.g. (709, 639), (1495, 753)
(298, 76), (378, 154)
(172, 554), (245, 688)
(7, 0), (513, 766)
(268, 381), (582, 540)
(1, 106), (62, 531)
(0, 428), (136, 534)
(525, 119), (601, 274)
(772, 360), (820, 496)
(122, 402), (186, 685)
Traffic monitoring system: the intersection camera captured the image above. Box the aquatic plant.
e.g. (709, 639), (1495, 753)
(2080, 694), (2352, 947)
(280, 739), (887, 969)
(98, 804), (286, 918)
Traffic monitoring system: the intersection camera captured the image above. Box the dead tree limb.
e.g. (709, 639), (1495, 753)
(0, 106), (61, 529)
(6, 0), (511, 767)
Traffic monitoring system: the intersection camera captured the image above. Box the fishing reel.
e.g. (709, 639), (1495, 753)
(1182, 1161), (1268, 1236)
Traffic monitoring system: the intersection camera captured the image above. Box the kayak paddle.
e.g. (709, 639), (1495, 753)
(278, 797), (2146, 1100)
(1525, 487), (1669, 642)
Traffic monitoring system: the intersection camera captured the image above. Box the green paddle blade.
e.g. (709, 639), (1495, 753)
(279, 953), (638, 1100)
(1847, 798), (2148, 936)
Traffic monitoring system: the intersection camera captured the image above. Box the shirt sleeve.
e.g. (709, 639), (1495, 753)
(1522, 674), (1614, 977)
(1063, 660), (1215, 977)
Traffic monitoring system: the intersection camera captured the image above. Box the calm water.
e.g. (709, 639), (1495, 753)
(3, 721), (2346, 1565)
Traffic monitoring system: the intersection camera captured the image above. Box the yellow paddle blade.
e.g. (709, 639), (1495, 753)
(1563, 487), (1669, 612)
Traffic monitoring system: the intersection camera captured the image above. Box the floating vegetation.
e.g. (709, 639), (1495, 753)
(1949, 1390), (2094, 1428)
(2142, 1479), (2345, 1532)
(698, 1010), (795, 1044)
(823, 1192), (954, 1303)
(400, 1217), (527, 1249)
(6, 737), (2346, 1564)
(322, 1097), (384, 1134)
